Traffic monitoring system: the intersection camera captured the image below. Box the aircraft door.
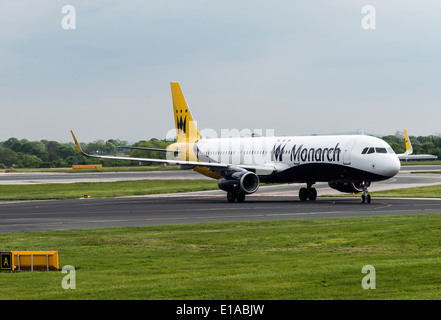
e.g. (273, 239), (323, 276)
(343, 139), (356, 165)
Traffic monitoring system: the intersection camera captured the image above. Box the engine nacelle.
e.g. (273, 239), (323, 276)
(328, 181), (370, 194)
(218, 171), (260, 194)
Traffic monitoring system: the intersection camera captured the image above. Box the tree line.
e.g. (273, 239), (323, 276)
(0, 133), (439, 169)
(0, 137), (174, 169)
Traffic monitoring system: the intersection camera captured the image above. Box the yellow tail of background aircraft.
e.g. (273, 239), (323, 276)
(397, 129), (437, 161)
(71, 82), (401, 203)
(404, 129), (413, 155)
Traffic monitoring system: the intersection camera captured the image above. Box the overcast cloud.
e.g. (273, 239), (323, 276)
(1, 0), (440, 142)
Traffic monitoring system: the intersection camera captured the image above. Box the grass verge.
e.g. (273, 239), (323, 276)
(401, 160), (441, 166)
(1, 215), (441, 299)
(1, 165), (179, 173)
(370, 184), (441, 198)
(0, 180), (218, 201)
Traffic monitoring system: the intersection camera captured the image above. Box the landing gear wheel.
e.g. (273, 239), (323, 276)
(308, 188), (317, 201)
(366, 194), (371, 204)
(299, 188), (308, 201)
(236, 192), (246, 203)
(227, 192), (246, 203)
(299, 183), (317, 201)
(227, 192), (236, 203)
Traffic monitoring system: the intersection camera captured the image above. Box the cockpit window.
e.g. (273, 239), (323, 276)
(362, 146), (394, 155)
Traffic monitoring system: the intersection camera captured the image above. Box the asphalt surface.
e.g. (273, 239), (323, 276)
(1, 193), (441, 233)
(1, 165), (441, 233)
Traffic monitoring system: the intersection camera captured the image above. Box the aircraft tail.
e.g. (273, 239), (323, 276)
(404, 129), (413, 155)
(170, 82), (200, 143)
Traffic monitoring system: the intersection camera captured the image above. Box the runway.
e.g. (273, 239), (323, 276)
(1, 166), (441, 233)
(2, 188), (441, 233)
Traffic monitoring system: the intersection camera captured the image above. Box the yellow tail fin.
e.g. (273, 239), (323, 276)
(404, 129), (413, 155)
(170, 82), (200, 143)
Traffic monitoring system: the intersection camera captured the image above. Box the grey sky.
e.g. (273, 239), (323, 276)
(1, 0), (440, 143)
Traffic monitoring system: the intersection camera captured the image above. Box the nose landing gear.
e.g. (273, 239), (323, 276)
(360, 181), (371, 204)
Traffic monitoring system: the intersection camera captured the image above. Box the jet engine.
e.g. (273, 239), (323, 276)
(328, 181), (370, 194)
(218, 171), (260, 194)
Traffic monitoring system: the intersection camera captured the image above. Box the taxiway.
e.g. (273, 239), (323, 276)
(1, 166), (441, 233)
(1, 192), (441, 233)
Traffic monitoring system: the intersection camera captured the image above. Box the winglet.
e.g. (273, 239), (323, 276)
(70, 130), (87, 156)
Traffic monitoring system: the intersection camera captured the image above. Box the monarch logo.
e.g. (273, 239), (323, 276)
(272, 143), (341, 163)
(177, 116), (187, 134)
(291, 143), (341, 163)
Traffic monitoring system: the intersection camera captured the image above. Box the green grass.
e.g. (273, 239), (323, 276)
(401, 160), (441, 166)
(412, 171), (441, 174)
(1, 165), (179, 173)
(369, 185), (441, 198)
(0, 180), (218, 201)
(2, 215), (441, 299)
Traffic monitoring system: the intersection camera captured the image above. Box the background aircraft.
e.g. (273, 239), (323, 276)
(397, 129), (438, 162)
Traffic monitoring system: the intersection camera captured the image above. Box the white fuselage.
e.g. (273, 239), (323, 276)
(194, 134), (400, 183)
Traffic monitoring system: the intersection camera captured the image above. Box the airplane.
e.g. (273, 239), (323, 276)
(397, 129), (438, 162)
(70, 82), (401, 204)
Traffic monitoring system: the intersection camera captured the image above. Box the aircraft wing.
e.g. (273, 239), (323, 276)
(118, 146), (173, 153)
(71, 130), (230, 169)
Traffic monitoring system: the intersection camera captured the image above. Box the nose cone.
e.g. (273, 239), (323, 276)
(383, 155), (401, 178)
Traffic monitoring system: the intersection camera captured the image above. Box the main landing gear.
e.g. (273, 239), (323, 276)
(360, 181), (371, 204)
(227, 191), (246, 203)
(299, 182), (317, 201)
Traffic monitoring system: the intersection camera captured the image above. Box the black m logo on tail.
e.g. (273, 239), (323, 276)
(177, 116), (187, 134)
